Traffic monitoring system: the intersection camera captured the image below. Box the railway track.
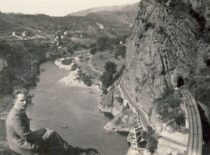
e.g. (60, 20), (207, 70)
(180, 88), (202, 155)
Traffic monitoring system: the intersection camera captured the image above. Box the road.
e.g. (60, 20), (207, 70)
(180, 88), (203, 155)
(118, 74), (153, 130)
(118, 73), (203, 154)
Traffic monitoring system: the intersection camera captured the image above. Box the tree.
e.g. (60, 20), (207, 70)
(100, 71), (114, 89)
(90, 47), (97, 55)
(104, 62), (117, 74)
(96, 36), (109, 51)
(100, 62), (117, 93)
(146, 137), (158, 153)
(143, 127), (158, 153)
(115, 45), (126, 59)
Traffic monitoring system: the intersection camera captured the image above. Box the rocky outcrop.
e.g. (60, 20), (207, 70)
(124, 0), (210, 129)
(99, 87), (136, 132)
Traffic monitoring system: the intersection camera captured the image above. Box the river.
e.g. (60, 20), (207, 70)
(27, 61), (129, 155)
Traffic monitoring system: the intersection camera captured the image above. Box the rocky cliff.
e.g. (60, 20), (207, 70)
(101, 0), (210, 145)
(123, 0), (210, 126)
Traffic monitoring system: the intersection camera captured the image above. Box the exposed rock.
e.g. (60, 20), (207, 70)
(124, 0), (210, 128)
(100, 87), (136, 132)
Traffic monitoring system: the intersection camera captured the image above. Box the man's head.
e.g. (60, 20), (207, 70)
(13, 89), (29, 111)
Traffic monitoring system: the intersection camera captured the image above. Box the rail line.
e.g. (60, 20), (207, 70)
(180, 88), (202, 155)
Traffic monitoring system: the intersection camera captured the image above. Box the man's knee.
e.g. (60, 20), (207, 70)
(49, 130), (57, 137)
(42, 129), (55, 141)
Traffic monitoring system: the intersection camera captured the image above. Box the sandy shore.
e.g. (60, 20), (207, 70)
(54, 57), (101, 91)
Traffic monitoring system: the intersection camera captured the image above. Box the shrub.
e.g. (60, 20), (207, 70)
(96, 36), (110, 51)
(104, 61), (117, 74)
(115, 45), (126, 59)
(99, 55), (104, 59)
(155, 89), (184, 128)
(90, 47), (97, 55)
(143, 127), (158, 153)
(78, 70), (92, 86)
(71, 63), (78, 71)
(100, 62), (117, 92)
(100, 71), (114, 89)
(61, 58), (73, 65)
(144, 22), (156, 31)
(116, 96), (124, 103)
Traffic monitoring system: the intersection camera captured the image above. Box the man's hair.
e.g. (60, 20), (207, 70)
(13, 88), (28, 99)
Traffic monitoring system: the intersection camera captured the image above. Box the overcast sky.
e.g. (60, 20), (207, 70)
(0, 0), (140, 16)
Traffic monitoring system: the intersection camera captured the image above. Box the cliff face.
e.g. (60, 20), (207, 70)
(124, 0), (210, 126)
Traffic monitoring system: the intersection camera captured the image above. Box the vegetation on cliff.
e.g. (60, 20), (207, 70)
(123, 0), (210, 132)
(0, 40), (53, 96)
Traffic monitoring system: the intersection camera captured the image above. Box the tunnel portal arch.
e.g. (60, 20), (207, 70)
(177, 76), (184, 88)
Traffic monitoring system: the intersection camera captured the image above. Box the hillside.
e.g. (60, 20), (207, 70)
(100, 0), (210, 154)
(0, 3), (139, 154)
(70, 3), (138, 16)
(0, 3), (138, 38)
(124, 0), (210, 127)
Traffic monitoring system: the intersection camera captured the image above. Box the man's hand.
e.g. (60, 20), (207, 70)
(42, 128), (54, 141)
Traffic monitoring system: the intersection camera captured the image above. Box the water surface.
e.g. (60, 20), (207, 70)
(27, 62), (129, 155)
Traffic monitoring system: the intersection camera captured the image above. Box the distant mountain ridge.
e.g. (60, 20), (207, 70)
(70, 3), (138, 16)
(0, 2), (139, 37)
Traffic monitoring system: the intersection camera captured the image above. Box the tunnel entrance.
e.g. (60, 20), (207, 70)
(177, 76), (184, 88)
(205, 59), (210, 67)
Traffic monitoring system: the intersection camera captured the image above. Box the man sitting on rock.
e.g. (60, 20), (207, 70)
(6, 88), (99, 155)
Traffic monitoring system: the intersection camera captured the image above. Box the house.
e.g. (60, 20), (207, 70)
(22, 31), (28, 37)
(12, 32), (16, 36)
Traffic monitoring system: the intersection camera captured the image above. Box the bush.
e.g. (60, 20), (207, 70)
(143, 127), (158, 153)
(71, 63), (78, 71)
(78, 70), (92, 86)
(0, 40), (49, 96)
(116, 96), (123, 103)
(175, 113), (185, 126)
(100, 62), (117, 92)
(115, 45), (126, 59)
(61, 58), (73, 65)
(155, 89), (184, 128)
(104, 62), (117, 74)
(90, 47), (97, 55)
(146, 137), (158, 153)
(96, 36), (111, 51)
(100, 71), (114, 89)
(144, 22), (156, 31)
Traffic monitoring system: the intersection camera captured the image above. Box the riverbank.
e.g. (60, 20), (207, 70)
(55, 57), (101, 91)
(55, 56), (130, 133)
(28, 61), (129, 155)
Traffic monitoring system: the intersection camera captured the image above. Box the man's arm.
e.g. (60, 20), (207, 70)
(12, 115), (31, 141)
(12, 115), (39, 150)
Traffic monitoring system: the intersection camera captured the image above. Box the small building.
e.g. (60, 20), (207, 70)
(22, 31), (28, 37)
(64, 31), (70, 36)
(58, 46), (62, 50)
(96, 22), (104, 30)
(55, 36), (60, 40)
(12, 32), (16, 36)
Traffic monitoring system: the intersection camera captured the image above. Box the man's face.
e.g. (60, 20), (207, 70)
(14, 93), (28, 111)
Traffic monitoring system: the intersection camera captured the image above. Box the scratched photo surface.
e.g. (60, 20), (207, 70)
(0, 0), (210, 155)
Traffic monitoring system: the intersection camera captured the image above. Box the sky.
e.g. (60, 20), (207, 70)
(0, 0), (140, 16)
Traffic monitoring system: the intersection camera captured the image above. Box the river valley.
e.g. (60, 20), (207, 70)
(27, 61), (129, 155)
